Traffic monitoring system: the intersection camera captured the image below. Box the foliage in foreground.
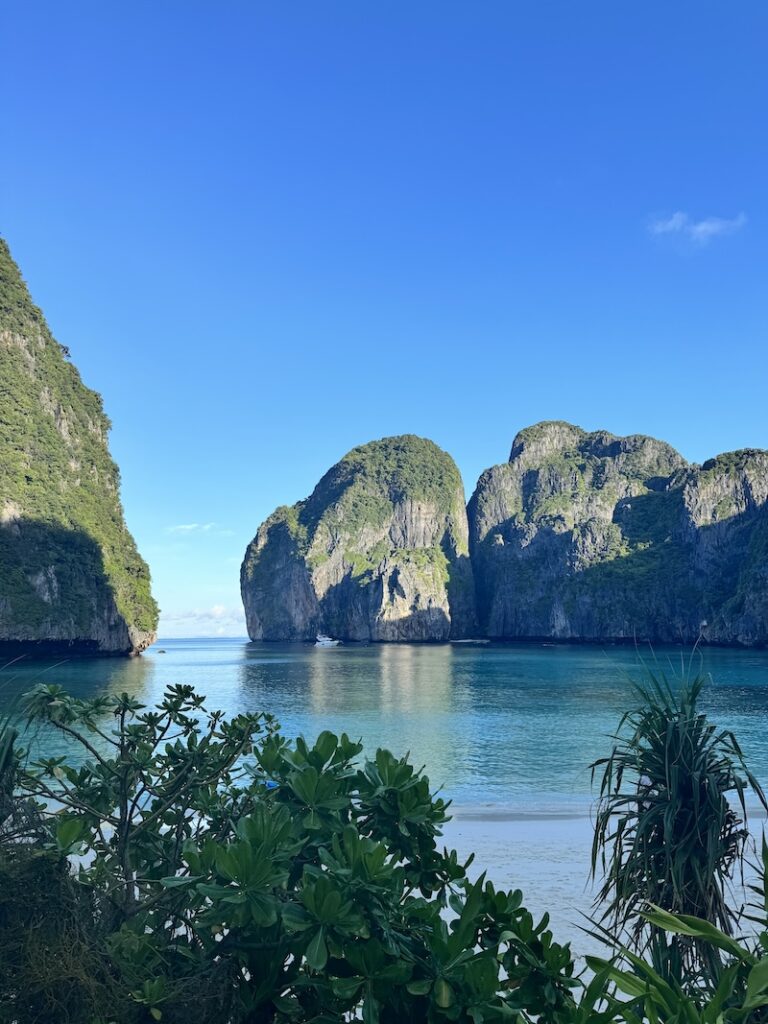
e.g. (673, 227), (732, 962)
(591, 668), (767, 981)
(4, 672), (768, 1023)
(0, 684), (577, 1023)
(589, 888), (768, 1024)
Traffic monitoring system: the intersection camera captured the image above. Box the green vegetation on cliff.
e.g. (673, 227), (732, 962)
(469, 421), (768, 644)
(0, 239), (157, 648)
(334, 434), (465, 514)
(299, 435), (468, 546)
(241, 435), (475, 641)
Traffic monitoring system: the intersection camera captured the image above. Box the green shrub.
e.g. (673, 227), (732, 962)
(6, 667), (768, 1023)
(2, 684), (579, 1023)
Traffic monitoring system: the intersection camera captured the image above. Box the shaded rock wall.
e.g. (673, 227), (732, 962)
(468, 422), (768, 646)
(0, 239), (157, 655)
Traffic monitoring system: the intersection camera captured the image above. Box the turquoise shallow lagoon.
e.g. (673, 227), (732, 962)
(4, 637), (768, 954)
(3, 638), (768, 816)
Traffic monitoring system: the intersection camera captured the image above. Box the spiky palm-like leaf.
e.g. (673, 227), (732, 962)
(591, 668), (767, 979)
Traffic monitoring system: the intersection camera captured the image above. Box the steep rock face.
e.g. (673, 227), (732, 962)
(468, 421), (768, 645)
(241, 436), (476, 641)
(679, 451), (768, 645)
(0, 239), (158, 655)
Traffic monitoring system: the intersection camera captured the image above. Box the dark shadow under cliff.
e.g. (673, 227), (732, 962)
(0, 517), (137, 657)
(471, 493), (768, 647)
(318, 571), (454, 642)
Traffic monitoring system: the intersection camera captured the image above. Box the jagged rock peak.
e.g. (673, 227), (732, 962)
(241, 434), (476, 642)
(509, 420), (586, 462)
(469, 421), (688, 552)
(469, 422), (768, 646)
(508, 420), (687, 476)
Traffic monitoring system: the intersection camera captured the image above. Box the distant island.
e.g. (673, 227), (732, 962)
(2, 239), (766, 656)
(242, 424), (768, 647)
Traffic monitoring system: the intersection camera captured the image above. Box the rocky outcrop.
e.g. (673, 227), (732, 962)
(241, 435), (476, 641)
(0, 239), (158, 655)
(680, 451), (768, 645)
(468, 421), (768, 645)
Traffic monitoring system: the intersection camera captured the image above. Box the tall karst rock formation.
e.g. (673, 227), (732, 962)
(0, 239), (158, 655)
(468, 421), (768, 645)
(241, 435), (476, 641)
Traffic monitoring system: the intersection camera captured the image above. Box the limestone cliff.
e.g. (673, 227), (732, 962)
(0, 239), (158, 655)
(241, 435), (476, 641)
(468, 421), (768, 645)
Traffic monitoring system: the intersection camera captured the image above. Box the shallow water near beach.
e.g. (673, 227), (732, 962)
(3, 637), (768, 814)
(4, 638), (768, 954)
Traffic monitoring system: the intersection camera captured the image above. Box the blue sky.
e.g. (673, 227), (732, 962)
(1, 2), (766, 637)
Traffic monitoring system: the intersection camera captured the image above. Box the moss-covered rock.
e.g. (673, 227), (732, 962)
(0, 239), (158, 655)
(241, 435), (476, 641)
(468, 421), (768, 645)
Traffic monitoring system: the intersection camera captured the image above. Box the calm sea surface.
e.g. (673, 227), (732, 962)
(3, 638), (768, 817)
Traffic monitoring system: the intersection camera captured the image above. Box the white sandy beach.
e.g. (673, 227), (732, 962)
(444, 808), (768, 962)
(444, 811), (599, 958)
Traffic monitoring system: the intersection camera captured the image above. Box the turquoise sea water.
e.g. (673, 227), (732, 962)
(3, 638), (768, 817)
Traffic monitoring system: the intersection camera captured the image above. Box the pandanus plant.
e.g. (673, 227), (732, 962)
(591, 666), (767, 983)
(0, 703), (19, 831)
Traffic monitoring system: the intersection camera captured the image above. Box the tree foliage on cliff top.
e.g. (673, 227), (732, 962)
(470, 423), (686, 553)
(469, 421), (768, 640)
(0, 238), (157, 635)
(304, 435), (466, 530)
(244, 435), (469, 574)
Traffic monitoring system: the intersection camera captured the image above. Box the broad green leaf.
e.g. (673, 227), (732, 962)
(306, 927), (328, 971)
(313, 730), (337, 765)
(332, 975), (364, 999)
(745, 958), (768, 1006)
(282, 904), (313, 931)
(643, 905), (751, 961)
(362, 991), (380, 1024)
(56, 817), (84, 850)
(249, 892), (278, 926)
(434, 978), (455, 1008)
(160, 875), (201, 888)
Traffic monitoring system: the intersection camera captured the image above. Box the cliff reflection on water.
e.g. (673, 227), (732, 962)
(2, 638), (768, 814)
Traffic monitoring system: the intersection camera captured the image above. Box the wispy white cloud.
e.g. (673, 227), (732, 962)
(649, 211), (747, 245)
(650, 211), (688, 235)
(687, 213), (747, 244)
(166, 522), (217, 534)
(159, 604), (247, 638)
(165, 523), (237, 538)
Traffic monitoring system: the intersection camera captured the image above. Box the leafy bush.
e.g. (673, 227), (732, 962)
(1, 684), (579, 1023)
(5, 668), (768, 1023)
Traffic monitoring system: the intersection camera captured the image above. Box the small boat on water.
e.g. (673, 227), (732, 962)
(315, 633), (342, 647)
